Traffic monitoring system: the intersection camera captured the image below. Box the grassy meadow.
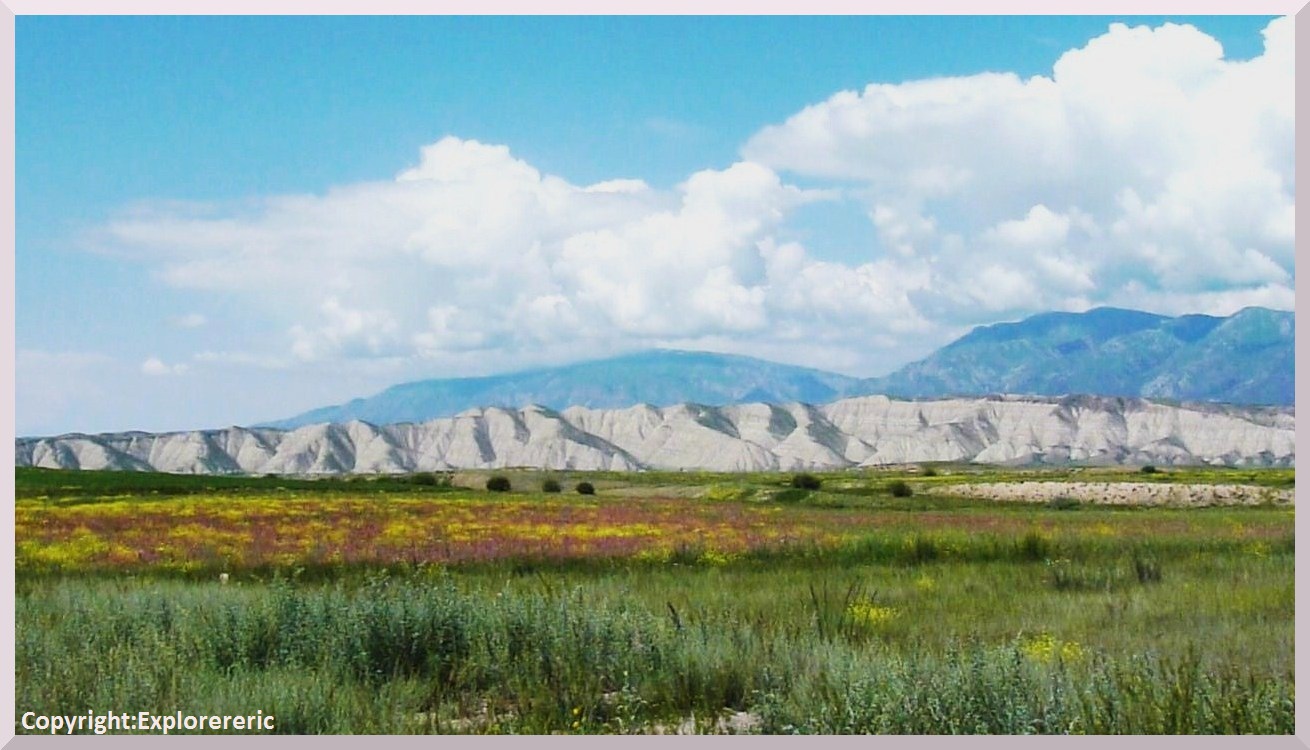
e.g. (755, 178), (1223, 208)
(13, 465), (1296, 734)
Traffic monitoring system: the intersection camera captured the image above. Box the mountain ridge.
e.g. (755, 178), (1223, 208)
(19, 393), (1295, 474)
(856, 306), (1293, 405)
(264, 306), (1293, 429)
(264, 348), (864, 429)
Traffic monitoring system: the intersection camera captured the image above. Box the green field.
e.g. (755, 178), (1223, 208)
(14, 466), (1296, 734)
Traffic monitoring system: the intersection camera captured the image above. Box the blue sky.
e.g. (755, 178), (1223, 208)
(16, 15), (1292, 435)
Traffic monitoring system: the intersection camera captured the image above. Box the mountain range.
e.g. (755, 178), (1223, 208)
(866, 306), (1293, 405)
(267, 349), (859, 429)
(18, 394), (1295, 474)
(265, 306), (1293, 429)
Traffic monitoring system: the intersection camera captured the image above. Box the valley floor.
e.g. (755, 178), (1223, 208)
(13, 465), (1296, 734)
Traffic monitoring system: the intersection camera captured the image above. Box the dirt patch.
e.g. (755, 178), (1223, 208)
(931, 481), (1293, 507)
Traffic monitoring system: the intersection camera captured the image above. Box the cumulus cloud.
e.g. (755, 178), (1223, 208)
(95, 135), (928, 372)
(743, 17), (1294, 324)
(88, 18), (1293, 379)
(141, 357), (189, 376)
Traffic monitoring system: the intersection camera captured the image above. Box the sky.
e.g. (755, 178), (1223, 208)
(16, 15), (1294, 436)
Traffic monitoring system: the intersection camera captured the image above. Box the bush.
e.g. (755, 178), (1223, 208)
(1140, 465), (1158, 474)
(576, 481), (596, 496)
(1047, 496), (1080, 510)
(920, 466), (939, 477)
(887, 480), (913, 498)
(486, 475), (511, 492)
(791, 473), (822, 490)
(1018, 530), (1052, 562)
(541, 478), (562, 494)
(410, 473), (438, 486)
(902, 534), (940, 564)
(1132, 555), (1163, 584)
(773, 488), (810, 504)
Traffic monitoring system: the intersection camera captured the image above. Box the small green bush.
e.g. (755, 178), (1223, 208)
(1047, 496), (1080, 510)
(1018, 530), (1051, 562)
(791, 473), (822, 490)
(920, 466), (939, 477)
(903, 534), (940, 564)
(773, 488), (810, 504)
(541, 478), (562, 493)
(1132, 555), (1163, 584)
(410, 472), (438, 486)
(887, 480), (913, 498)
(486, 475), (512, 492)
(576, 481), (596, 495)
(1140, 465), (1158, 474)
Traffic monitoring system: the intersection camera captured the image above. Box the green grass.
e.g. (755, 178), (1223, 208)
(15, 466), (459, 500)
(17, 532), (1293, 733)
(19, 464), (1295, 502)
(13, 467), (1295, 734)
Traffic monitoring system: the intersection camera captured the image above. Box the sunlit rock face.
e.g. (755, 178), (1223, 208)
(16, 394), (1294, 474)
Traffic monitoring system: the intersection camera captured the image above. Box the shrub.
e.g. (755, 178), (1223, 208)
(410, 472), (438, 486)
(1047, 495), (1080, 510)
(773, 488), (810, 504)
(576, 481), (596, 496)
(920, 466), (939, 477)
(887, 480), (913, 498)
(1132, 555), (1163, 584)
(1140, 465), (1158, 474)
(902, 534), (940, 564)
(486, 475), (511, 492)
(541, 478), (562, 493)
(1018, 530), (1051, 562)
(791, 473), (822, 490)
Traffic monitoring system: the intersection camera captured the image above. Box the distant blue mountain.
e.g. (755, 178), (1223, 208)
(264, 307), (1293, 428)
(854, 306), (1293, 406)
(264, 349), (862, 429)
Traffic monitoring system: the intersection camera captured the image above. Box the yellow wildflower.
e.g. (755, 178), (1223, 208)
(848, 601), (901, 628)
(1021, 633), (1084, 664)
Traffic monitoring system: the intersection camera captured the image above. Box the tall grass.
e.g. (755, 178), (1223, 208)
(18, 543), (1293, 734)
(15, 468), (1294, 734)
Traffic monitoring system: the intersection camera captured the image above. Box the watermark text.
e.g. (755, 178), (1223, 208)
(20, 710), (275, 735)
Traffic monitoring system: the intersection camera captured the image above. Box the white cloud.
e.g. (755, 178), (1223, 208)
(289, 297), (403, 362)
(85, 18), (1293, 383)
(141, 356), (189, 376)
(193, 350), (291, 370)
(743, 17), (1294, 324)
(986, 205), (1071, 249)
(95, 136), (924, 373)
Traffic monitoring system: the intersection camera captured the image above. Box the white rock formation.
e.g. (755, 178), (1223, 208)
(15, 395), (1294, 474)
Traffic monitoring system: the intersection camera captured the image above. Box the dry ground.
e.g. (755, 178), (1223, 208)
(930, 481), (1293, 507)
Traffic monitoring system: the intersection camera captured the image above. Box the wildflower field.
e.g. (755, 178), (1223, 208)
(14, 465), (1296, 734)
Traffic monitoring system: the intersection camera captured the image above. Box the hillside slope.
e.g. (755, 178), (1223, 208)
(20, 395), (1294, 474)
(858, 307), (1293, 405)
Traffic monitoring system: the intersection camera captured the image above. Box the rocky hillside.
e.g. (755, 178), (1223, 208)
(18, 395), (1294, 474)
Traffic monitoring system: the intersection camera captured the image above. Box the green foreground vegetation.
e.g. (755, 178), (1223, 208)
(14, 466), (1296, 734)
